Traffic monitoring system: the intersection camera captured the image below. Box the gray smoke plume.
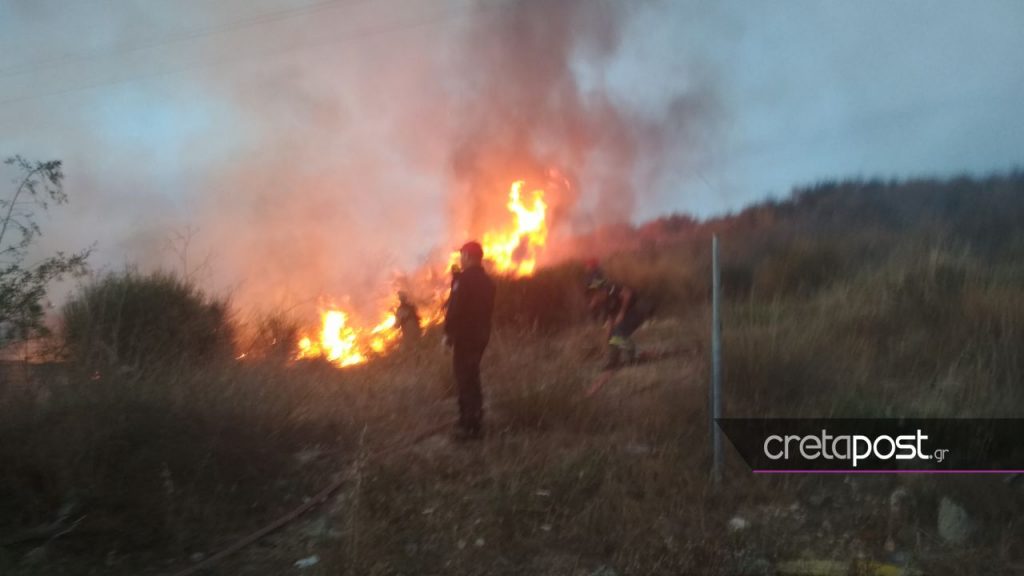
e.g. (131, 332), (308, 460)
(444, 0), (718, 264)
(449, 0), (639, 236)
(0, 0), (718, 324)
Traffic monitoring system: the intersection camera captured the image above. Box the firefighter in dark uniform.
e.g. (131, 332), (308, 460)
(394, 291), (421, 344)
(583, 258), (607, 322)
(443, 241), (496, 440)
(587, 276), (650, 370)
(442, 263), (462, 313)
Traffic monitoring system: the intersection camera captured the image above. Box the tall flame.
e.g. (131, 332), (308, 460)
(294, 179), (550, 368)
(482, 180), (547, 277)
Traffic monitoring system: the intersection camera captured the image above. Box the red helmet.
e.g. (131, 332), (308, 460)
(460, 241), (484, 262)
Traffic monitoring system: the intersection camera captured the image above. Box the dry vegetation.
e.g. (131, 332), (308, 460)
(2, 174), (1024, 574)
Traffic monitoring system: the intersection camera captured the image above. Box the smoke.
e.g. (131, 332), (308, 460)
(445, 0), (719, 265)
(168, 0), (717, 320)
(0, 0), (719, 324)
(449, 0), (636, 236)
(8, 0), (1021, 327)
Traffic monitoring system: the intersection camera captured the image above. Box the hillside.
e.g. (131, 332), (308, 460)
(2, 173), (1023, 575)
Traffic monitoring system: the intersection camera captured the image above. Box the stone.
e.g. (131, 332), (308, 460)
(728, 516), (751, 532)
(937, 496), (972, 545)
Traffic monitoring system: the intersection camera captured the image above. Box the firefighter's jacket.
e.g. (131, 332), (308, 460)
(444, 264), (495, 349)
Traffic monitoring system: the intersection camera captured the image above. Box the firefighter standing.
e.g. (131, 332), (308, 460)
(394, 291), (421, 344)
(443, 241), (495, 440)
(442, 263), (462, 313)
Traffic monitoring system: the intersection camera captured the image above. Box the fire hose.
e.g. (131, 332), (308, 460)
(164, 356), (682, 576)
(167, 414), (458, 576)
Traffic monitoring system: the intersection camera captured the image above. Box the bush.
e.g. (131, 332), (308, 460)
(61, 271), (235, 371)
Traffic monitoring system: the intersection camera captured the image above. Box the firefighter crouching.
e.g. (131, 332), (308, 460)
(443, 241), (496, 440)
(587, 275), (652, 371)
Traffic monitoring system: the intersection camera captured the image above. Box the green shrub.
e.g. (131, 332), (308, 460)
(61, 271), (235, 371)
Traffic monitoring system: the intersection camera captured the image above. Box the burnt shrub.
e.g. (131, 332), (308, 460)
(61, 271), (235, 371)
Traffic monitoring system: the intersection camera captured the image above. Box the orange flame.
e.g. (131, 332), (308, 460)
(296, 310), (367, 367)
(483, 180), (547, 276)
(295, 179), (550, 368)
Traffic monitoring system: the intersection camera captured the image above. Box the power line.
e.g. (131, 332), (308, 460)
(0, 0), (523, 108)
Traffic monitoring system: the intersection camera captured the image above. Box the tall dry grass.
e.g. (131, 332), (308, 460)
(723, 242), (1024, 418)
(4, 173), (1024, 573)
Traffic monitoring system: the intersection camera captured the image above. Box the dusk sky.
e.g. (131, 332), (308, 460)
(1, 0), (1022, 311)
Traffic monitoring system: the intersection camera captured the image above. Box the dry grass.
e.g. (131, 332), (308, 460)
(4, 175), (1024, 574)
(6, 288), (1021, 574)
(723, 244), (1024, 418)
(2, 312), (725, 575)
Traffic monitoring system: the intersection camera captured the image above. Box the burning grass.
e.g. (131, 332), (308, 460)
(293, 178), (553, 369)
